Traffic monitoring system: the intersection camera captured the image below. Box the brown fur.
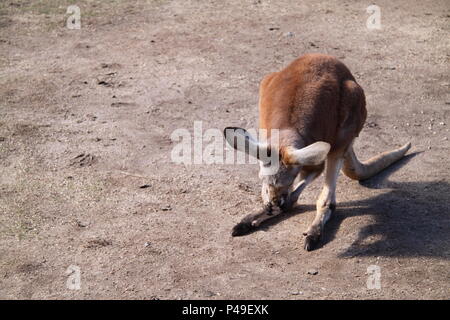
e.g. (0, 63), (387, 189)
(259, 53), (366, 157)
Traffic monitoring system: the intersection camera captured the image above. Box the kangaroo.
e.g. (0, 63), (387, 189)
(223, 53), (411, 251)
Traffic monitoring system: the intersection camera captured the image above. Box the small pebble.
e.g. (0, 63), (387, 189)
(204, 290), (216, 297)
(75, 220), (87, 228)
(161, 205), (172, 211)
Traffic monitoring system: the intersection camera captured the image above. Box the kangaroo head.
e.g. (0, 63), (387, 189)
(224, 127), (330, 209)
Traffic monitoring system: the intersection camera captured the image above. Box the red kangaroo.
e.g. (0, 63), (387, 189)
(224, 53), (411, 251)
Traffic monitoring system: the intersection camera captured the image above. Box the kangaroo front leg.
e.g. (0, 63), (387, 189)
(303, 156), (343, 251)
(232, 169), (322, 237)
(285, 167), (323, 209)
(231, 203), (282, 236)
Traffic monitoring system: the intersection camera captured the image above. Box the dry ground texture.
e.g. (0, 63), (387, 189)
(0, 0), (449, 299)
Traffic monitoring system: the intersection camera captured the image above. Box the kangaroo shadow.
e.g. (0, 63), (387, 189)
(319, 152), (450, 258)
(246, 152), (450, 259)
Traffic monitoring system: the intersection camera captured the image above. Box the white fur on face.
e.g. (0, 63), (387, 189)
(261, 182), (270, 204)
(259, 162), (301, 206)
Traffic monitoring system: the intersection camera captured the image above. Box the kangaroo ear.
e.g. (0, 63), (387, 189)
(284, 142), (330, 166)
(223, 127), (271, 160)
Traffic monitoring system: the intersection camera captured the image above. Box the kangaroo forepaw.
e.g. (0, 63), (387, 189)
(231, 205), (283, 237)
(303, 228), (322, 251)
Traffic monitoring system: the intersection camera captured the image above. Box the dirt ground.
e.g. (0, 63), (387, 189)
(0, 0), (449, 299)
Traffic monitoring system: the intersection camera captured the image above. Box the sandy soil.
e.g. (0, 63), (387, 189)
(0, 0), (449, 299)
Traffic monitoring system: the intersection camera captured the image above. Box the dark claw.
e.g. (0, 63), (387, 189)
(231, 221), (255, 237)
(304, 234), (321, 251)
